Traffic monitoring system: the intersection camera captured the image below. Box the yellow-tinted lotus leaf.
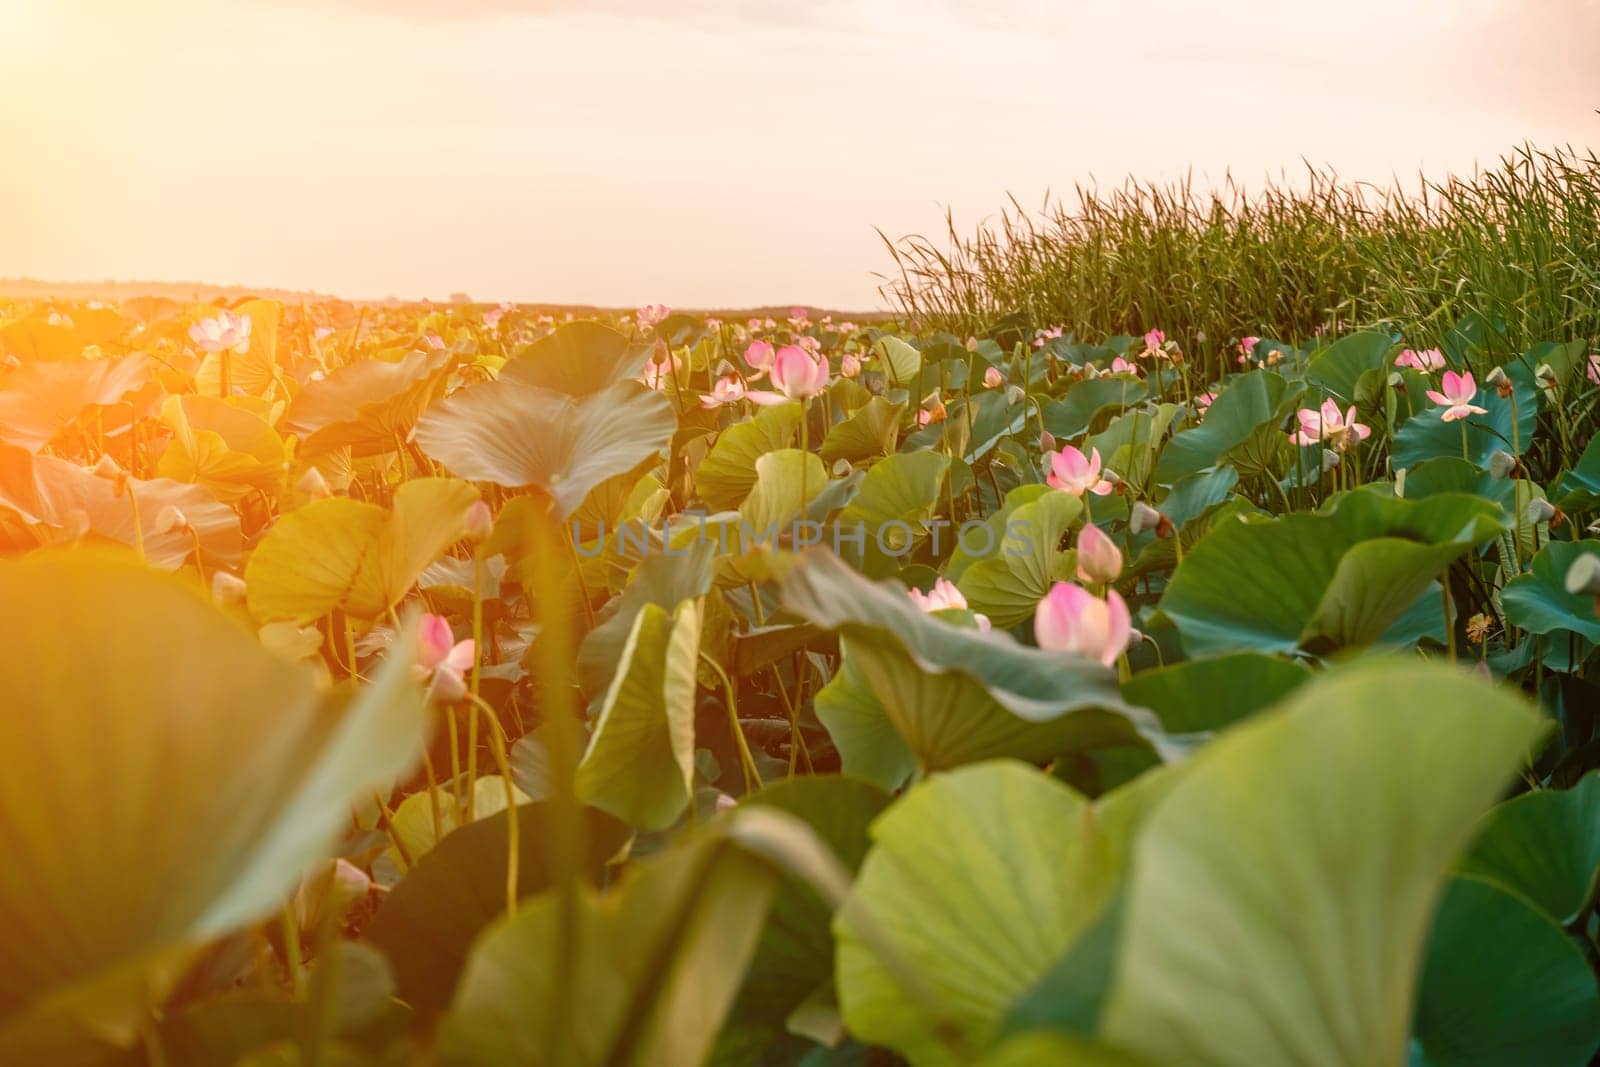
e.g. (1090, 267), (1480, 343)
(284, 350), (447, 459)
(0, 554), (429, 1060)
(0, 355), (151, 451)
(0, 306), (126, 363)
(157, 395), (288, 501)
(498, 320), (648, 395)
(0, 446), (241, 569)
(246, 477), (480, 622)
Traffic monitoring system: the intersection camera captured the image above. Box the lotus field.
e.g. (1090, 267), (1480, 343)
(5, 295), (1600, 1066)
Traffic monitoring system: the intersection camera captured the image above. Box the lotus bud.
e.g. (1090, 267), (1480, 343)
(212, 570), (248, 608)
(1565, 554), (1600, 596)
(965, 336), (980, 353)
(298, 466), (332, 500)
(1526, 497), (1558, 525)
(155, 505), (190, 536)
(1006, 384), (1026, 406)
(983, 366), (1004, 389)
(1486, 451), (1517, 479)
(1075, 523), (1124, 584)
(840, 352), (861, 378)
(1485, 366), (1512, 398)
(463, 500), (494, 543)
(1322, 449), (1341, 471)
(1038, 430), (1056, 453)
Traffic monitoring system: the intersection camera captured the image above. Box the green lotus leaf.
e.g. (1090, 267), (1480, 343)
(1153, 371), (1303, 485)
(246, 477), (481, 623)
(811, 645), (918, 791)
(367, 804), (630, 1017)
(1121, 653), (1311, 734)
(498, 321), (646, 395)
(873, 336), (922, 388)
(1099, 660), (1545, 1067)
(738, 448), (828, 542)
(835, 761), (1169, 1067)
(1502, 539), (1600, 643)
(956, 488), (1079, 627)
(574, 599), (703, 831)
(1411, 875), (1600, 1067)
(437, 808), (844, 1067)
(1159, 489), (1504, 655)
(0, 553), (428, 1060)
(1552, 433), (1600, 509)
(1043, 378), (1148, 441)
(1156, 466), (1239, 530)
(1457, 771), (1600, 924)
(1304, 328), (1393, 401)
(414, 379), (675, 519)
(695, 403), (801, 511)
(833, 450), (950, 577)
(976, 1032), (1149, 1067)
(712, 776), (892, 1063)
(783, 549), (1161, 775)
(819, 396), (905, 465)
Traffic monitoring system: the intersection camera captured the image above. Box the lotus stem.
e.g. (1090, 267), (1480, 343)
(469, 693), (521, 917)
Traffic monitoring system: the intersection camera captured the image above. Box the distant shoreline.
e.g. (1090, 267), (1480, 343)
(0, 277), (893, 321)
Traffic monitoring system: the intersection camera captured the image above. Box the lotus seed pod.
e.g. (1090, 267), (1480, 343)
(1006, 384), (1026, 406)
(1129, 501), (1163, 535)
(831, 458), (852, 477)
(1322, 449), (1341, 471)
(212, 570), (248, 608)
(155, 505), (189, 536)
(1488, 451), (1518, 479)
(1526, 497), (1557, 525)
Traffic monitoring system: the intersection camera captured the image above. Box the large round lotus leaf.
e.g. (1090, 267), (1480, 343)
(694, 402), (801, 512)
(1457, 771), (1600, 924)
(834, 761), (1172, 1067)
(1304, 329), (1393, 402)
(1501, 540), (1600, 643)
(812, 644), (918, 791)
(1159, 490), (1504, 655)
(1042, 378), (1148, 441)
(366, 804), (630, 1017)
(574, 599), (703, 831)
(0, 354), (151, 452)
(1120, 652), (1311, 734)
(1099, 660), (1545, 1067)
(1411, 875), (1600, 1067)
(246, 477), (480, 623)
(498, 321), (647, 396)
(156, 394), (288, 501)
(872, 336), (922, 387)
(283, 350), (447, 458)
(0, 445), (241, 569)
(819, 396), (904, 465)
(438, 809), (841, 1067)
(782, 549), (1164, 774)
(955, 488), (1078, 627)
(1153, 371), (1303, 485)
(0, 553), (428, 1059)
(1553, 433), (1600, 509)
(834, 450), (949, 578)
(414, 379), (675, 519)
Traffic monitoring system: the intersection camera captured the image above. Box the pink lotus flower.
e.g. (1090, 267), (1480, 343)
(1034, 582), (1132, 666)
(640, 352), (682, 391)
(1109, 357), (1140, 375)
(908, 578), (991, 630)
(748, 345), (829, 404)
(1048, 445), (1114, 497)
(1143, 328), (1165, 352)
(840, 352), (862, 378)
(1075, 523), (1123, 584)
(838, 321), (858, 334)
(636, 304), (671, 329)
(983, 366), (1004, 388)
(700, 376), (747, 408)
(744, 340), (776, 374)
(1426, 370), (1488, 422)
(1291, 398), (1372, 449)
(706, 317), (723, 330)
(417, 613), (475, 702)
(908, 578), (967, 613)
(1032, 326), (1064, 349)
(1195, 391), (1217, 414)
(788, 307), (810, 327)
(1239, 336), (1260, 356)
(1395, 347), (1446, 372)
(189, 310), (252, 354)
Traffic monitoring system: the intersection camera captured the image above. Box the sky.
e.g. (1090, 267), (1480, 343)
(1, 0), (1597, 310)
